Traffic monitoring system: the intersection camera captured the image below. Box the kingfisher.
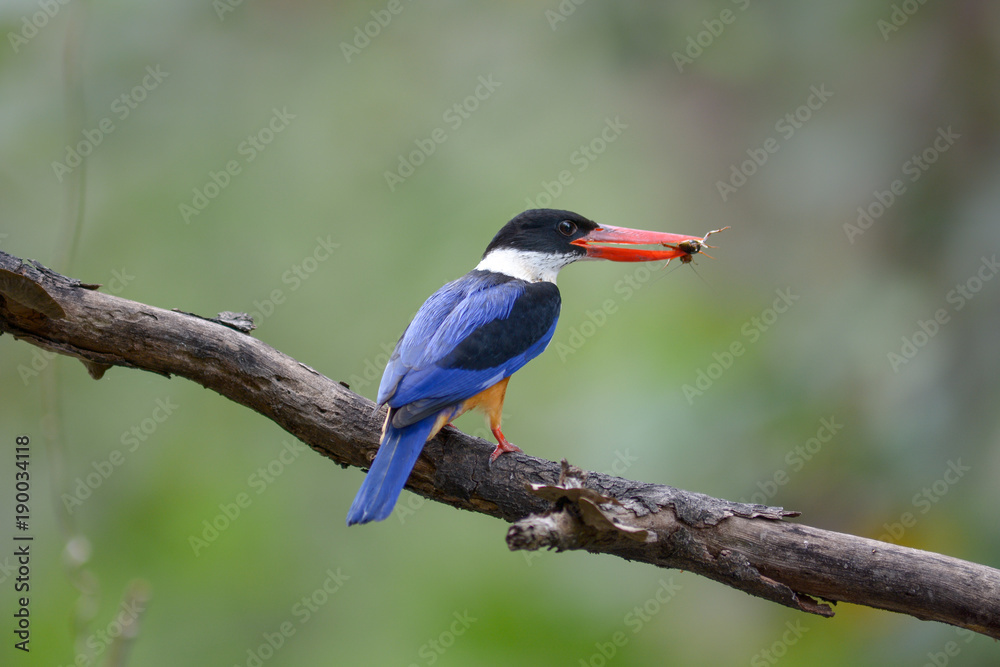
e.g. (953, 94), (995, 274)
(347, 209), (708, 525)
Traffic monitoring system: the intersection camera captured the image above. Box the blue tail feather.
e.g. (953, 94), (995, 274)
(346, 413), (438, 525)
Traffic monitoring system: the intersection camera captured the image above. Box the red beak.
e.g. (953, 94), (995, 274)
(570, 224), (705, 262)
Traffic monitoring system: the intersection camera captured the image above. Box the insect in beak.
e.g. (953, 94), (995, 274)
(664, 226), (730, 264)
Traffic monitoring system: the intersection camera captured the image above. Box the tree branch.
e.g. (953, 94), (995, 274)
(2, 249), (999, 638)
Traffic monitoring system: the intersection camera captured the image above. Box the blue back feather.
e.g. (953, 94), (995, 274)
(378, 272), (526, 405)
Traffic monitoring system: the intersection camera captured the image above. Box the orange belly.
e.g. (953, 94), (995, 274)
(429, 377), (510, 438)
(461, 376), (510, 424)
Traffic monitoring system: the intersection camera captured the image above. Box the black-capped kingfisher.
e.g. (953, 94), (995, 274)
(347, 209), (706, 525)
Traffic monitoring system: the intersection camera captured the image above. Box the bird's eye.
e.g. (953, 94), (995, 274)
(557, 220), (577, 236)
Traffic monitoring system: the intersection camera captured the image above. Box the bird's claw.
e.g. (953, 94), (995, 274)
(489, 440), (522, 463)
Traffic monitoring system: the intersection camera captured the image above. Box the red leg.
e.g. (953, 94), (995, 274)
(489, 426), (522, 462)
(461, 377), (523, 462)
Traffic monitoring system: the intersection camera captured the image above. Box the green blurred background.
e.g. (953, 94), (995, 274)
(2, 1), (1000, 665)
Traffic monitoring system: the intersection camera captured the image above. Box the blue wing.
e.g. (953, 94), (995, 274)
(378, 270), (561, 427)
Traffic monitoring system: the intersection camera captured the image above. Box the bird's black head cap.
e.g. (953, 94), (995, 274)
(483, 209), (598, 258)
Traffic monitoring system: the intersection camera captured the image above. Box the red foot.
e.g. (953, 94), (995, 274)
(489, 427), (522, 462)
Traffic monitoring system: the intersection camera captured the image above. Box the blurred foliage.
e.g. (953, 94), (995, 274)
(2, 0), (1000, 665)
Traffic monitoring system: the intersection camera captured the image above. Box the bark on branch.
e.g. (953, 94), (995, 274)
(2, 249), (998, 638)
